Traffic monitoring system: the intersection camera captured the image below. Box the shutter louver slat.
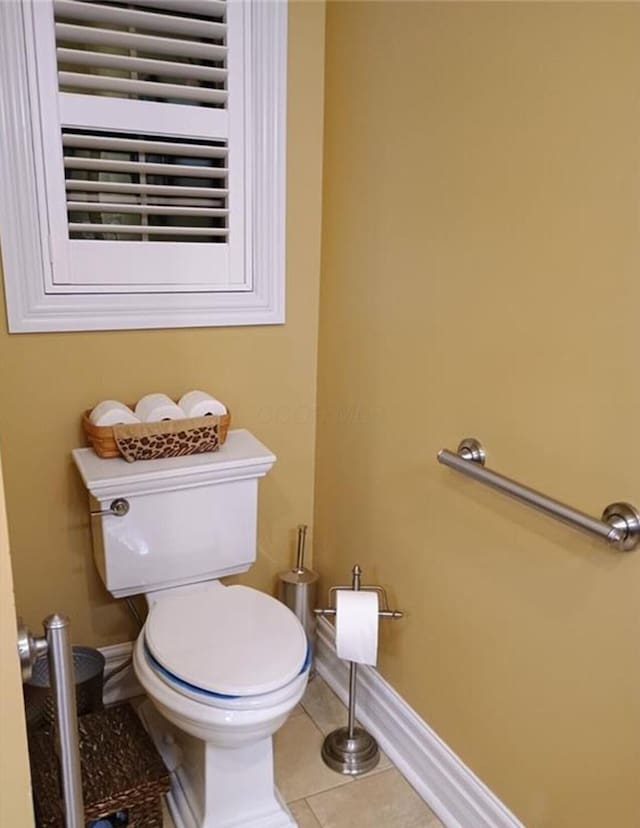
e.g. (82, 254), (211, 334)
(63, 134), (227, 158)
(64, 157), (227, 179)
(57, 49), (228, 84)
(64, 130), (229, 243)
(58, 72), (228, 106)
(124, 0), (227, 16)
(54, 0), (226, 40)
(67, 202), (229, 217)
(65, 181), (228, 199)
(70, 224), (229, 237)
(55, 24), (227, 62)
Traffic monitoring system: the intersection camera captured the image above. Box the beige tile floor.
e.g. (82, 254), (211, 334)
(162, 675), (444, 828)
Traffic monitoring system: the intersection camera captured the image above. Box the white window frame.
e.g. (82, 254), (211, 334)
(0, 0), (287, 332)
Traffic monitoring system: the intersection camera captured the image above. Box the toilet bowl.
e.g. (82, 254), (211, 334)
(135, 633), (309, 745)
(135, 579), (309, 745)
(72, 430), (307, 828)
(133, 581), (310, 827)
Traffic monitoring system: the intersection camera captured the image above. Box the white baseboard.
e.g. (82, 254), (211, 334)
(314, 618), (525, 828)
(100, 641), (143, 705)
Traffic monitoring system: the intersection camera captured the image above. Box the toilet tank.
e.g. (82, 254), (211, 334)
(72, 430), (276, 598)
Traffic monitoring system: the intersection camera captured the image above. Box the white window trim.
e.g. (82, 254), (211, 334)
(0, 0), (286, 332)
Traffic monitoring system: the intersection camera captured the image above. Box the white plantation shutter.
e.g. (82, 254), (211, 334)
(32, 0), (248, 291)
(0, 0), (286, 331)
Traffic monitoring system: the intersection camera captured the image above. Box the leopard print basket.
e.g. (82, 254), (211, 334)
(83, 408), (231, 462)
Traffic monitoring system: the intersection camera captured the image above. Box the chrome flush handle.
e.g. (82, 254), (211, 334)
(90, 498), (130, 518)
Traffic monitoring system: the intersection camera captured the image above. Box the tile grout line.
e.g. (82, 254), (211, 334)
(301, 714), (358, 796)
(290, 796), (325, 828)
(300, 703), (328, 737)
(304, 767), (429, 828)
(303, 792), (327, 827)
(275, 700), (352, 803)
(299, 685), (357, 794)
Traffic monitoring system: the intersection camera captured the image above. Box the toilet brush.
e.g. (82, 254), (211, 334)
(277, 525), (319, 672)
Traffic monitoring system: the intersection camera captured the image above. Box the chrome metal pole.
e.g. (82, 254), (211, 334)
(346, 564), (360, 740)
(295, 523), (308, 573)
(44, 614), (84, 828)
(347, 662), (358, 740)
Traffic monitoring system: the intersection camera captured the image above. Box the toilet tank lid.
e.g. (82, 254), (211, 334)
(145, 584), (308, 697)
(72, 429), (276, 499)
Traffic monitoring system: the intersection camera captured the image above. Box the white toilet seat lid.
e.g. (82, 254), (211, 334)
(145, 584), (308, 697)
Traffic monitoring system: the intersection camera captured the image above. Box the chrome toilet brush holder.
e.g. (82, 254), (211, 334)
(277, 524), (319, 674)
(314, 565), (403, 775)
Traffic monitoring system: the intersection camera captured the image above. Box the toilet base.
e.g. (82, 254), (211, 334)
(138, 700), (297, 828)
(165, 769), (297, 828)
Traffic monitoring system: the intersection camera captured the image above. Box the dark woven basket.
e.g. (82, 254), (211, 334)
(29, 704), (170, 828)
(24, 647), (105, 731)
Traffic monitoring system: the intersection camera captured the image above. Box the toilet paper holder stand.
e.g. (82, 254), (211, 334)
(314, 564), (403, 776)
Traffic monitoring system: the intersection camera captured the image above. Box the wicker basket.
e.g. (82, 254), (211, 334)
(29, 703), (170, 828)
(83, 404), (230, 461)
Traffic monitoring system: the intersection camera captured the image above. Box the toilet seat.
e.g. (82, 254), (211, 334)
(145, 583), (308, 698)
(143, 641), (310, 711)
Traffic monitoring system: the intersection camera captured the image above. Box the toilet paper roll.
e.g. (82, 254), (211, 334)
(89, 400), (140, 427)
(135, 393), (185, 423)
(335, 589), (379, 667)
(178, 390), (227, 418)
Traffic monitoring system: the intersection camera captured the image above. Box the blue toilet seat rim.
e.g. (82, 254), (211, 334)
(143, 640), (311, 700)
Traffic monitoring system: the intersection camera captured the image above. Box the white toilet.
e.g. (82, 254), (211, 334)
(73, 430), (310, 828)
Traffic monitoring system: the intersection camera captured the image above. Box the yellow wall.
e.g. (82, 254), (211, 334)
(315, 3), (639, 827)
(0, 1), (326, 647)
(0, 454), (34, 827)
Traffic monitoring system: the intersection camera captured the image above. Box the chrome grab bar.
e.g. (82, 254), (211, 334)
(437, 438), (640, 552)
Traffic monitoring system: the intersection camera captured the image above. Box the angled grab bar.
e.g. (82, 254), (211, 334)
(437, 439), (640, 552)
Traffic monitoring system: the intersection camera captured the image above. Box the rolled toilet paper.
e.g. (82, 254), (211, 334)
(335, 589), (379, 666)
(178, 390), (227, 418)
(89, 400), (140, 427)
(135, 393), (185, 423)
